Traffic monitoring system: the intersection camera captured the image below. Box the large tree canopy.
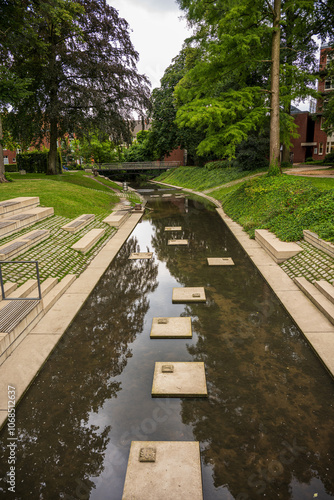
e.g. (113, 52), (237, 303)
(175, 0), (334, 171)
(1, 0), (151, 174)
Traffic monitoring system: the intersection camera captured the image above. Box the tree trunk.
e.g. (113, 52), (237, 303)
(269, 0), (282, 173)
(47, 25), (58, 175)
(0, 115), (8, 183)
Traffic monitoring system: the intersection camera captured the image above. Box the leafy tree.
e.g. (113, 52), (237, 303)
(175, 0), (330, 172)
(2, 0), (150, 175)
(124, 130), (158, 162)
(149, 48), (205, 165)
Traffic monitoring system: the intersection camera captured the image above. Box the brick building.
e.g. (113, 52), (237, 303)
(291, 43), (334, 163)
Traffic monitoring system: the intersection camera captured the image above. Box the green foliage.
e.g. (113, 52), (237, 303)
(218, 175), (334, 242)
(323, 152), (334, 164)
(205, 160), (231, 170)
(155, 165), (262, 191)
(17, 151), (61, 173)
(232, 132), (270, 171)
(5, 164), (18, 172)
(124, 130), (158, 162)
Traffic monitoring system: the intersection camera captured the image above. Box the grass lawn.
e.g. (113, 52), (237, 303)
(1, 172), (121, 218)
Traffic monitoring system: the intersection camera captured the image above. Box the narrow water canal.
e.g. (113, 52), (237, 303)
(1, 186), (334, 500)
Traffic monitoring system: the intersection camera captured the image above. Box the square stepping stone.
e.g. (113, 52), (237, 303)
(152, 362), (207, 397)
(172, 287), (206, 303)
(168, 239), (188, 246)
(150, 317), (192, 339)
(122, 441), (203, 500)
(207, 257), (235, 266)
(165, 226), (182, 231)
(128, 252), (153, 260)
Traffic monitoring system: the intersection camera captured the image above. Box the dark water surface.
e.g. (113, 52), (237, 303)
(1, 187), (334, 500)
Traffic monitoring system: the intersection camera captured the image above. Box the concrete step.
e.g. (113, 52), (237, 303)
(0, 207), (53, 238)
(71, 229), (105, 254)
(0, 282), (17, 301)
(42, 274), (76, 313)
(294, 276), (334, 325)
(0, 197), (39, 219)
(255, 229), (303, 263)
(314, 280), (334, 304)
(0, 279), (38, 311)
(0, 299), (43, 364)
(62, 214), (95, 233)
(0, 229), (50, 260)
(103, 210), (131, 228)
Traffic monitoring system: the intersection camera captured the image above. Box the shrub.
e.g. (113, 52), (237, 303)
(323, 152), (334, 164)
(17, 150), (61, 173)
(5, 164), (18, 172)
(305, 157), (314, 163)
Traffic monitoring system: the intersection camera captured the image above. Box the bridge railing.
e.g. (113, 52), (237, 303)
(97, 161), (181, 170)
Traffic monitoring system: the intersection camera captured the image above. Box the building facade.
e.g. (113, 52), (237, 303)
(291, 43), (334, 163)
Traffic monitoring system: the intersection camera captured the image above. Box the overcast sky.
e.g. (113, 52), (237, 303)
(108, 0), (191, 90)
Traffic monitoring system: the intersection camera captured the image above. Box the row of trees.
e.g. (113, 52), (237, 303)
(146, 0), (334, 170)
(0, 0), (150, 182)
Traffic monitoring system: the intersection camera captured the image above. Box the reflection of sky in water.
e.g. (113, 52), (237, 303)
(0, 194), (333, 500)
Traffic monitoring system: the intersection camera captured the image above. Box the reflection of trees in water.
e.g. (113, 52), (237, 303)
(180, 292), (334, 498)
(0, 236), (159, 499)
(149, 199), (334, 498)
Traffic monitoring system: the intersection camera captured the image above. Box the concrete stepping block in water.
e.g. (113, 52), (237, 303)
(165, 226), (182, 231)
(122, 441), (203, 500)
(207, 257), (235, 266)
(150, 317), (192, 339)
(151, 361), (208, 397)
(172, 287), (206, 303)
(128, 252), (153, 260)
(168, 239), (188, 246)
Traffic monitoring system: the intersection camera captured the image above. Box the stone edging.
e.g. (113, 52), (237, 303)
(0, 212), (143, 430)
(150, 180), (334, 380)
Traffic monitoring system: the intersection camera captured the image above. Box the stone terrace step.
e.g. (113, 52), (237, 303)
(0, 229), (50, 260)
(0, 279), (38, 310)
(303, 230), (334, 259)
(0, 206), (54, 238)
(314, 280), (334, 304)
(294, 276), (334, 325)
(71, 228), (105, 254)
(0, 197), (39, 218)
(42, 274), (76, 313)
(255, 229), (303, 264)
(61, 214), (95, 233)
(0, 282), (17, 301)
(0, 299), (43, 364)
(103, 210), (131, 228)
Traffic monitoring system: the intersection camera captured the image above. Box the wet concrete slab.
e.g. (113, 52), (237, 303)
(150, 317), (192, 339)
(128, 252), (153, 259)
(207, 257), (234, 266)
(172, 287), (206, 303)
(168, 239), (188, 245)
(122, 441), (203, 500)
(152, 362), (207, 397)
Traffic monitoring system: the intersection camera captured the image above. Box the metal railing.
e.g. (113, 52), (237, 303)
(97, 161), (181, 170)
(0, 261), (42, 301)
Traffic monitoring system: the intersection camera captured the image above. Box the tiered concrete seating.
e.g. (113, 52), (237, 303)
(294, 277), (334, 325)
(255, 229), (303, 263)
(0, 282), (17, 300)
(61, 214), (95, 233)
(0, 229), (50, 260)
(71, 228), (105, 254)
(0, 197), (39, 218)
(303, 230), (334, 258)
(0, 274), (77, 364)
(0, 207), (54, 238)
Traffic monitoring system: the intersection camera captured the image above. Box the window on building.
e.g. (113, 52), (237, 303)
(326, 142), (331, 154)
(325, 79), (334, 90)
(3, 156), (8, 165)
(12, 157), (16, 163)
(319, 143), (323, 155)
(320, 117), (325, 130)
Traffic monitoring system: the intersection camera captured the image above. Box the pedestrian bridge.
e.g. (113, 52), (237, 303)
(96, 161), (180, 173)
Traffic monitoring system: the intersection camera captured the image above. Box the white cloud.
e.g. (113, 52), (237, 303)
(108, 0), (190, 90)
